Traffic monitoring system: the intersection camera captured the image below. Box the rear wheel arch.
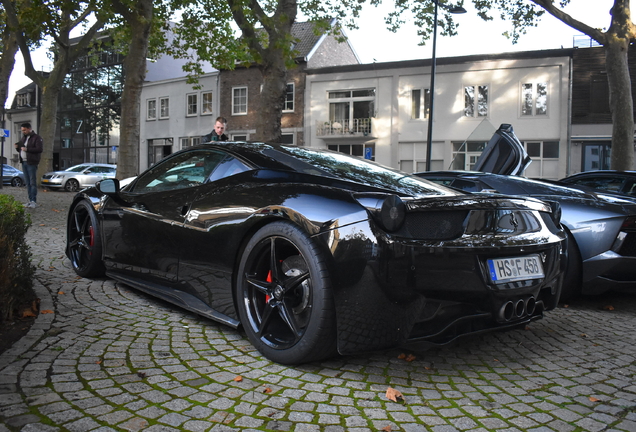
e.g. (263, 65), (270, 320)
(560, 226), (582, 302)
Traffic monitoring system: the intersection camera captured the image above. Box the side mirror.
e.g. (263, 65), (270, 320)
(97, 178), (120, 195)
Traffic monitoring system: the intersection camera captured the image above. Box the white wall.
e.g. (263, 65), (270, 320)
(306, 54), (571, 178)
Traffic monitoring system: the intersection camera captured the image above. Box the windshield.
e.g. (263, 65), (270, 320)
(264, 146), (459, 197)
(66, 165), (91, 172)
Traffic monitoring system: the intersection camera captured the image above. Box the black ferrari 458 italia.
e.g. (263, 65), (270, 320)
(66, 141), (566, 364)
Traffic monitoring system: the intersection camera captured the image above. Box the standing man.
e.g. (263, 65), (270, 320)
(14, 122), (43, 208)
(203, 117), (228, 142)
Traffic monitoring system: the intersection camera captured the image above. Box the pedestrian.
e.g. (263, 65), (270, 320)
(203, 117), (228, 142)
(14, 122), (43, 208)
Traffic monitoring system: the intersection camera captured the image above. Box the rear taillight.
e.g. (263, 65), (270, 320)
(621, 216), (636, 230)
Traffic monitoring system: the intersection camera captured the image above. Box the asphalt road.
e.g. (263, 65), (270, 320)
(1, 185), (636, 432)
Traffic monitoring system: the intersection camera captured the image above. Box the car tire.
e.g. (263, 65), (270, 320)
(65, 179), (80, 192)
(236, 221), (337, 364)
(560, 232), (582, 302)
(67, 200), (105, 278)
(11, 177), (23, 187)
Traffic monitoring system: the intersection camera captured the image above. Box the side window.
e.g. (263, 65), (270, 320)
(131, 150), (228, 193)
(208, 156), (250, 182)
(450, 179), (481, 192)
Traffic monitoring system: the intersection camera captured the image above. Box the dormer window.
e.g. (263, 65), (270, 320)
(16, 93), (31, 107)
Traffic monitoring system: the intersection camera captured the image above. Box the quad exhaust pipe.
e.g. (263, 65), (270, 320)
(498, 296), (537, 322)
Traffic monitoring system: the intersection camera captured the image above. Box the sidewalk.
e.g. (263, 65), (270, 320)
(1, 185), (636, 432)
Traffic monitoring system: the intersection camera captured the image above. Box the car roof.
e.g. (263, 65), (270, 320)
(563, 170), (636, 179)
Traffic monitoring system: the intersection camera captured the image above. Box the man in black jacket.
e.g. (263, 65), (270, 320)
(14, 123), (43, 208)
(203, 117), (228, 142)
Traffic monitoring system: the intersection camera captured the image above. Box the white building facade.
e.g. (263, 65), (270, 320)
(305, 49), (573, 179)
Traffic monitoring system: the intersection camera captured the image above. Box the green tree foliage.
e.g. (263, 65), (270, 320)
(2, 0), (107, 177)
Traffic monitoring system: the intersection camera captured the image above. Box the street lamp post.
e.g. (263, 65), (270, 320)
(425, 1), (466, 171)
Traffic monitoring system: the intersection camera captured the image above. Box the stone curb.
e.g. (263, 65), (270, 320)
(0, 278), (54, 372)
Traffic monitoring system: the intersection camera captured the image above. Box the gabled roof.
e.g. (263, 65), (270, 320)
(291, 21), (327, 60)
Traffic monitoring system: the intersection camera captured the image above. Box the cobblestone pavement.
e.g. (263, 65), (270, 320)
(1, 186), (636, 432)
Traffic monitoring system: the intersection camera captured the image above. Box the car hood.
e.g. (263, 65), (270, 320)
(473, 124), (531, 176)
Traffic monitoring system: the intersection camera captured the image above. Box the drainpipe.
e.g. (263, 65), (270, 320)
(566, 55), (573, 175)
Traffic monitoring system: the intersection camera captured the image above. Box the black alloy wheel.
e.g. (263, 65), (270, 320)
(11, 177), (23, 187)
(236, 221), (337, 364)
(67, 200), (105, 278)
(65, 178), (80, 192)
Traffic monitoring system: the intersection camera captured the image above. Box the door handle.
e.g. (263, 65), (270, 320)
(180, 204), (190, 216)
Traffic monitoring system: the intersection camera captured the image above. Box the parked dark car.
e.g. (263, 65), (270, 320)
(66, 141), (565, 364)
(2, 164), (25, 187)
(417, 124), (636, 301)
(560, 170), (636, 200)
(416, 171), (636, 301)
(42, 163), (117, 192)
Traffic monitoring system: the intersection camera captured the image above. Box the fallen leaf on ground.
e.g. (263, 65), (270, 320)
(52, 208), (60, 213)
(40, 310), (54, 314)
(20, 310), (37, 318)
(382, 425), (392, 431)
(589, 396), (600, 402)
(385, 387), (404, 402)
(39, 224), (46, 226)
(603, 305), (615, 311)
(95, 360), (102, 364)
(397, 353), (406, 360)
(263, 387), (272, 394)
(58, 291), (64, 295)
(405, 354), (416, 362)
(233, 376), (243, 382)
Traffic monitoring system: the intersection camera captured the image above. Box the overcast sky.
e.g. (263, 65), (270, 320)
(5, 0), (622, 107)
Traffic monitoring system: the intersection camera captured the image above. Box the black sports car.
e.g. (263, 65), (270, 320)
(66, 141), (565, 364)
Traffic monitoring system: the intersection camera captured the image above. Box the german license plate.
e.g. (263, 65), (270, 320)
(488, 255), (544, 283)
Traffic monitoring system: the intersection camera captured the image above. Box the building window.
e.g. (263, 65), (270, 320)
(232, 134), (248, 141)
(521, 82), (548, 116)
(327, 143), (375, 161)
(523, 141), (560, 178)
(411, 89), (431, 119)
(148, 138), (173, 166)
(16, 93), (30, 107)
(147, 99), (157, 120)
(327, 89), (375, 134)
(281, 133), (294, 144)
(399, 142), (441, 172)
(464, 85), (488, 117)
(232, 87), (248, 115)
(187, 93), (198, 116)
(284, 83), (294, 112)
(451, 141), (488, 170)
(159, 97), (169, 119)
(202, 91), (213, 115)
(180, 136), (201, 149)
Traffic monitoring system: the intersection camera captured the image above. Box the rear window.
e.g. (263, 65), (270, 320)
(263, 146), (458, 197)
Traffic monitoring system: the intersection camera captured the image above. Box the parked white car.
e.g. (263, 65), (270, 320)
(42, 163), (117, 192)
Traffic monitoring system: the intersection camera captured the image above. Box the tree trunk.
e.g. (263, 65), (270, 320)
(255, 56), (287, 142)
(0, 28), (18, 111)
(114, 0), (153, 179)
(37, 78), (63, 177)
(605, 36), (635, 170)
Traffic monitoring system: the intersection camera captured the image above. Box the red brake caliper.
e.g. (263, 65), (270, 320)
(88, 226), (94, 256)
(265, 270), (272, 302)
